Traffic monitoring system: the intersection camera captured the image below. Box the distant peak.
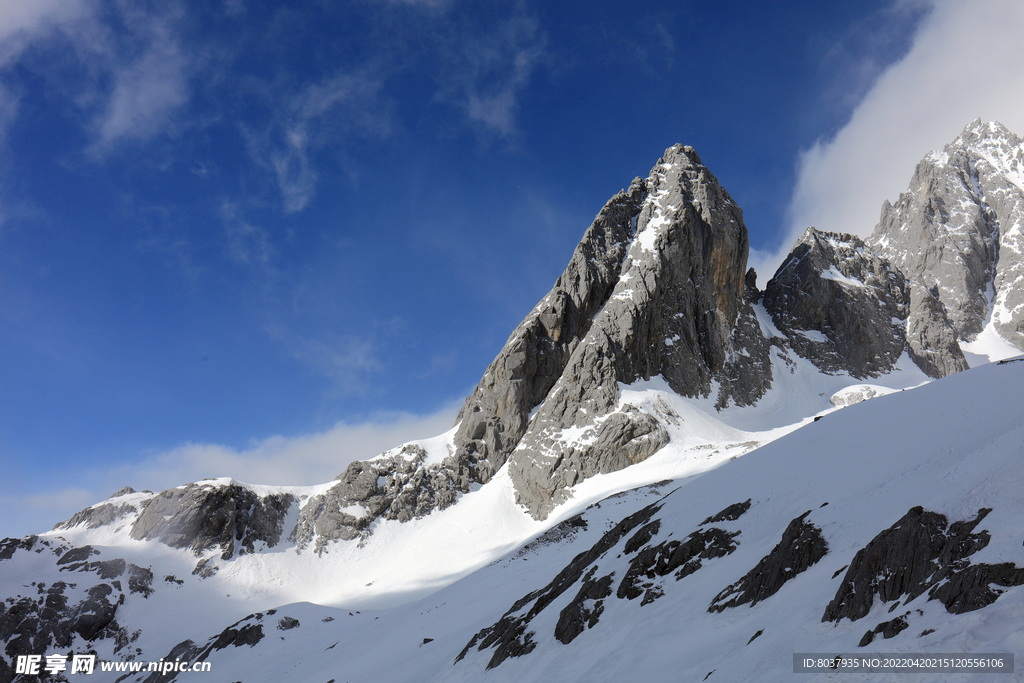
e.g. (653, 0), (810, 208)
(953, 119), (1019, 149)
(658, 143), (702, 169)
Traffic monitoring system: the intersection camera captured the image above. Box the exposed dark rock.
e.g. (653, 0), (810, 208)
(57, 546), (100, 565)
(0, 577), (142, 670)
(130, 483), (293, 559)
(929, 561), (1024, 614)
(459, 496), (747, 669)
(90, 559), (126, 580)
(71, 584), (118, 641)
(456, 502), (662, 669)
(277, 616), (300, 630)
(763, 229), (908, 378)
(701, 499), (752, 525)
(210, 620), (265, 650)
(128, 565), (153, 597)
(618, 527), (740, 604)
(509, 515), (588, 561)
(709, 511), (828, 612)
(624, 520), (661, 555)
(747, 629), (763, 645)
(859, 614), (910, 647)
(823, 507), (1024, 624)
(191, 558), (218, 579)
(0, 536), (37, 562)
(554, 568), (614, 645)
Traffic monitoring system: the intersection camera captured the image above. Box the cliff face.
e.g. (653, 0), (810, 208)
(870, 119), (1024, 353)
(762, 228), (911, 379)
(505, 145), (769, 518)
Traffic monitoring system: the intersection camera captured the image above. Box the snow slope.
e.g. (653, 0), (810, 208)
(116, 356), (1024, 683)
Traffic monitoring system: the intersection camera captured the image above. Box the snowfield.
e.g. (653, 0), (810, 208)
(99, 354), (1024, 683)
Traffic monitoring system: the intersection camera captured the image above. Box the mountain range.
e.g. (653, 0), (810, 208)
(2, 119), (1023, 682)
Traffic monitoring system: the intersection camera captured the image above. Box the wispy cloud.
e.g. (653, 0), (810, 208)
(0, 0), (91, 57)
(0, 1), (197, 155)
(246, 70), (391, 213)
(267, 325), (383, 390)
(751, 0), (1024, 281)
(0, 403), (461, 539)
(433, 10), (546, 138)
(220, 199), (274, 268)
(0, 0), (92, 143)
(89, 11), (192, 153)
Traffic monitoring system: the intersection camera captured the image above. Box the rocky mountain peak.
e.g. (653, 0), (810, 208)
(869, 119), (1024, 352)
(762, 227), (909, 378)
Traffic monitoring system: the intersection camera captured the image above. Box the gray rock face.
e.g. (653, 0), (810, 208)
(870, 119), (1024, 352)
(129, 483), (294, 560)
(451, 178), (647, 483)
(290, 444), (469, 551)
(54, 502), (139, 531)
(509, 146), (768, 519)
(762, 228), (909, 378)
(301, 143), (774, 539)
(905, 284), (970, 378)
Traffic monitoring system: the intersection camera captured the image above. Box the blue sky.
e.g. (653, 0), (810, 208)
(2, 0), (1023, 538)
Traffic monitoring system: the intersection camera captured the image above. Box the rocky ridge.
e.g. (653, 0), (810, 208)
(870, 119), (1024, 354)
(34, 122), (1024, 552)
(4, 123), (1024, 683)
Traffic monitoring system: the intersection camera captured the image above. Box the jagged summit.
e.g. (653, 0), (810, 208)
(763, 227), (909, 378)
(869, 118), (1024, 353)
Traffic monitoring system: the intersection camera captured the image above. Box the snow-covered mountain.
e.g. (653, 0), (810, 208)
(2, 121), (1023, 683)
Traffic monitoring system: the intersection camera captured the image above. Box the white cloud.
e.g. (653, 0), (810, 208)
(0, 1), (194, 155)
(90, 17), (191, 152)
(756, 0), (1024, 281)
(0, 0), (91, 57)
(0, 403), (461, 540)
(434, 11), (546, 138)
(248, 71), (390, 213)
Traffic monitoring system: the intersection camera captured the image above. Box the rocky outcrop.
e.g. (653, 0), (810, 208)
(870, 119), (1024, 352)
(456, 501), (664, 670)
(129, 483), (293, 560)
(823, 506), (1024, 627)
(457, 495), (751, 670)
(708, 510), (827, 612)
(0, 568), (148, 674)
(451, 178), (648, 483)
(763, 228), (909, 378)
